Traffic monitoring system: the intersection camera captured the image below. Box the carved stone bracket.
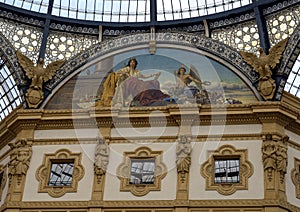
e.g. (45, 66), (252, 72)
(262, 134), (288, 199)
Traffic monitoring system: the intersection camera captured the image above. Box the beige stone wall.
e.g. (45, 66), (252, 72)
(104, 143), (177, 200)
(189, 140), (264, 200)
(22, 144), (95, 202)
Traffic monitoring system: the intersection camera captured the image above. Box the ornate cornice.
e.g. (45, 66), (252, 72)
(0, 101), (299, 148)
(0, 9), (44, 27)
(1, 199), (299, 211)
(263, 0), (300, 15)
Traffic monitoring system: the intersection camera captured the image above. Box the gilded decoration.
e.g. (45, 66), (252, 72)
(200, 145), (253, 195)
(240, 38), (288, 100)
(291, 157), (300, 199)
(35, 149), (84, 198)
(116, 146), (167, 196)
(94, 136), (109, 183)
(0, 165), (7, 201)
(16, 51), (65, 108)
(176, 135), (192, 183)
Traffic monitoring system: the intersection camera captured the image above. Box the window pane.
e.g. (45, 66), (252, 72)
(130, 158), (155, 184)
(48, 162), (74, 186)
(214, 158), (240, 183)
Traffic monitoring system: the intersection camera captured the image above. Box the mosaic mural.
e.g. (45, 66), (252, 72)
(46, 48), (257, 109)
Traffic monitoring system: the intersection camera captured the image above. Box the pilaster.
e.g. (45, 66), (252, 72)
(92, 137), (109, 201)
(6, 138), (32, 202)
(262, 133), (288, 201)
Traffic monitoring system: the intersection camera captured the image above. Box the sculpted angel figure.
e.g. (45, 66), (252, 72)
(240, 38), (288, 80)
(16, 51), (65, 90)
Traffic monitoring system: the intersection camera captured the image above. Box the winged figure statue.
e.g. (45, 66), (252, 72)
(240, 38), (288, 100)
(16, 51), (65, 108)
(16, 51), (65, 89)
(240, 38), (288, 80)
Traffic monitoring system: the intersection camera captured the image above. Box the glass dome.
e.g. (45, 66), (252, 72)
(0, 59), (22, 121)
(0, 0), (253, 22)
(285, 53), (300, 98)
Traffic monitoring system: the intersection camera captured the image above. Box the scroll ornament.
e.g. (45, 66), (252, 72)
(16, 51), (65, 108)
(240, 38), (288, 100)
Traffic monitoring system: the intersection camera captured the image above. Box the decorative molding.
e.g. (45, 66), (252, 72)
(291, 157), (300, 199)
(263, 0), (300, 15)
(0, 199), (299, 211)
(201, 144), (253, 195)
(0, 165), (7, 201)
(209, 13), (255, 29)
(0, 10), (44, 27)
(49, 22), (98, 34)
(116, 146), (167, 196)
(35, 148), (84, 198)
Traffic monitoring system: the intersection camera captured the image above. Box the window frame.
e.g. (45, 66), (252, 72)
(117, 146), (167, 196)
(201, 145), (253, 195)
(36, 149), (84, 198)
